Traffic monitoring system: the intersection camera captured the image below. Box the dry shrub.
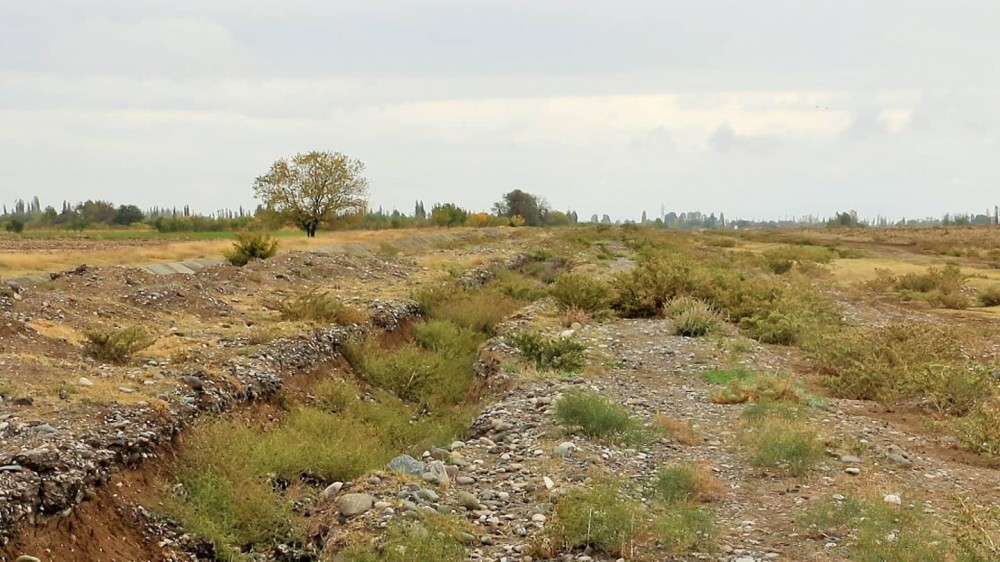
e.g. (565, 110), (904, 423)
(561, 306), (591, 328)
(270, 289), (369, 325)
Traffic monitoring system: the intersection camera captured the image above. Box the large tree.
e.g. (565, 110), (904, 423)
(253, 151), (369, 237)
(493, 189), (547, 226)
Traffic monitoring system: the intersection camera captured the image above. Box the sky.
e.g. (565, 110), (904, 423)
(2, 1), (1000, 222)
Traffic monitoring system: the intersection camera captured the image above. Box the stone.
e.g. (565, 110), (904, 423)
(430, 447), (450, 461)
(13, 396), (33, 406)
(416, 488), (439, 502)
(32, 424), (57, 434)
(845, 467), (861, 475)
(883, 494), (902, 505)
(840, 455), (861, 464)
(456, 491), (480, 510)
(388, 454), (426, 475)
(456, 476), (476, 486)
(422, 460), (450, 487)
(322, 482), (344, 500)
(117, 386), (136, 394)
(543, 476), (555, 490)
(16, 556), (41, 562)
(181, 376), (204, 391)
(554, 442), (576, 458)
(450, 441), (465, 450)
(0, 465), (23, 473)
(78, 377), (94, 387)
(337, 493), (376, 517)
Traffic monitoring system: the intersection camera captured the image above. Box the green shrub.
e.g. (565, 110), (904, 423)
(955, 399), (1000, 460)
(224, 230), (279, 266)
(492, 270), (547, 301)
(613, 256), (698, 318)
(896, 263), (964, 294)
(670, 302), (721, 337)
(82, 326), (155, 364)
(413, 319), (484, 358)
(709, 373), (805, 405)
(551, 272), (614, 312)
(654, 502), (717, 554)
(416, 283), (519, 335)
(507, 331), (587, 372)
(654, 465), (703, 503)
(739, 309), (803, 345)
(270, 289), (368, 324)
(554, 389), (647, 444)
(4, 219), (25, 233)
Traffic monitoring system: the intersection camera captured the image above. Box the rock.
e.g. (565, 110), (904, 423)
(421, 460), (450, 487)
(554, 442), (576, 458)
(480, 535), (493, 545)
(883, 494), (902, 505)
(337, 493), (376, 517)
(845, 467), (861, 475)
(388, 454), (426, 475)
(13, 396), (33, 406)
(16, 556), (41, 562)
(430, 447), (450, 461)
(416, 488), (439, 502)
(322, 482), (344, 500)
(78, 377), (94, 387)
(532, 514), (547, 523)
(450, 441), (465, 450)
(14, 447), (58, 472)
(118, 386), (136, 394)
(32, 424), (57, 434)
(181, 376), (204, 391)
(456, 476), (476, 486)
(543, 476), (555, 490)
(840, 455), (861, 464)
(456, 491), (480, 510)
(367, 476), (382, 486)
(0, 465), (23, 473)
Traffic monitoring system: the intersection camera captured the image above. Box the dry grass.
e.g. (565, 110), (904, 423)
(654, 414), (701, 445)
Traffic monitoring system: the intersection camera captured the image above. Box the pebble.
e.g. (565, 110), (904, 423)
(845, 467), (861, 475)
(78, 377), (94, 387)
(337, 493), (376, 518)
(883, 494), (902, 505)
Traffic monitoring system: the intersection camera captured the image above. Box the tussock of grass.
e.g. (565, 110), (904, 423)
(82, 325), (155, 364)
(507, 331), (587, 373)
(670, 302), (721, 337)
(979, 285), (1000, 307)
(343, 337), (473, 406)
(269, 288), (368, 325)
(547, 482), (644, 557)
(741, 417), (823, 477)
(554, 389), (648, 445)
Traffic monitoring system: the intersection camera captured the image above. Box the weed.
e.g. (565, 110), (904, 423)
(82, 326), (155, 364)
(671, 302), (721, 337)
(554, 389), (647, 444)
(654, 464), (725, 503)
(560, 306), (592, 328)
(507, 331), (587, 372)
(270, 289), (368, 325)
(551, 272), (614, 313)
(345, 338), (472, 406)
(413, 319), (484, 359)
(224, 230), (279, 266)
(492, 270), (547, 301)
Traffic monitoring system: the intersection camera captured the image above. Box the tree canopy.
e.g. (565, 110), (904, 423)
(493, 189), (547, 226)
(253, 151), (369, 237)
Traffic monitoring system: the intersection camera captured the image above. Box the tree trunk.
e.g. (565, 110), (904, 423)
(306, 223), (317, 237)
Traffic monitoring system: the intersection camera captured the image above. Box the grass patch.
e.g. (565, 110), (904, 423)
(978, 285), (1000, 307)
(343, 337), (473, 406)
(343, 513), (472, 562)
(546, 482), (645, 557)
(82, 325), (155, 364)
(554, 389), (648, 445)
(269, 289), (368, 325)
(653, 414), (700, 445)
(670, 301), (721, 337)
(800, 496), (961, 561)
(701, 367), (754, 385)
(507, 331), (587, 372)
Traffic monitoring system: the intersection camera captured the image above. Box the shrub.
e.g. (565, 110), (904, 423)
(82, 326), (155, 364)
(224, 230), (279, 266)
(955, 399), (1000, 460)
(492, 270), (547, 301)
(554, 389), (647, 444)
(654, 464), (725, 503)
(670, 302), (721, 337)
(739, 309), (804, 345)
(613, 256), (698, 318)
(416, 283), (519, 335)
(270, 289), (368, 324)
(654, 502), (718, 554)
(413, 319), (484, 359)
(653, 414), (700, 445)
(551, 272), (614, 313)
(4, 219), (24, 233)
(507, 331), (586, 372)
(561, 306), (591, 328)
(979, 285), (1000, 307)
(901, 364), (994, 416)
(896, 263), (964, 294)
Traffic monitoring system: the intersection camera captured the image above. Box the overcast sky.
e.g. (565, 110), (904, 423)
(2, 1), (999, 221)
